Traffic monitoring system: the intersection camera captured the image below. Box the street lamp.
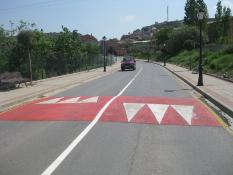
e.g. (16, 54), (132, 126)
(102, 36), (107, 72)
(197, 10), (205, 86)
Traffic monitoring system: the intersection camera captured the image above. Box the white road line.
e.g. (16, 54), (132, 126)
(41, 67), (143, 175)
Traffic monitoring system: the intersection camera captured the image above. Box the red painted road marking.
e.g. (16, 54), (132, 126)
(0, 96), (111, 121)
(0, 96), (220, 126)
(101, 96), (220, 126)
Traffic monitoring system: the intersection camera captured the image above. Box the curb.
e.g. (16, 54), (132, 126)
(154, 62), (233, 118)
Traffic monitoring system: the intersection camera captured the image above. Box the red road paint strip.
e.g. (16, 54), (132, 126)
(0, 96), (221, 127)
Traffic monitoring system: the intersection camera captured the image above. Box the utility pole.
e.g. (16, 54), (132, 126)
(167, 6), (169, 22)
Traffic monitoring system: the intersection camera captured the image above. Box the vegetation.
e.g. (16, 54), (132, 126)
(169, 46), (233, 79)
(184, 0), (208, 28)
(215, 0), (232, 38)
(127, 0), (233, 79)
(0, 21), (108, 81)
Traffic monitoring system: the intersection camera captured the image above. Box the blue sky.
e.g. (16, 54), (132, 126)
(1, 0), (233, 40)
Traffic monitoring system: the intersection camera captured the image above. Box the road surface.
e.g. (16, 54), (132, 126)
(0, 60), (232, 175)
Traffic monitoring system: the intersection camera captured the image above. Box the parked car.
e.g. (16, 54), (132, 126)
(121, 57), (136, 71)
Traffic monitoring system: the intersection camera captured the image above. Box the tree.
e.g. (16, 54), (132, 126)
(17, 30), (36, 84)
(214, 0), (232, 38)
(215, 0), (223, 37)
(0, 26), (9, 73)
(166, 26), (205, 54)
(222, 6), (232, 36)
(184, 0), (208, 28)
(154, 28), (173, 46)
(196, 0), (208, 29)
(184, 0), (197, 25)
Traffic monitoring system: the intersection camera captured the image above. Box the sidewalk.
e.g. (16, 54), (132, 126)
(0, 62), (120, 112)
(156, 62), (233, 117)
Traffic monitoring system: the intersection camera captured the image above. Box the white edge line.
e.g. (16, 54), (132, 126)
(41, 67), (143, 175)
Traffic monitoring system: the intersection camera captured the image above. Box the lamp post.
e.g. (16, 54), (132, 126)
(197, 10), (205, 86)
(102, 36), (107, 72)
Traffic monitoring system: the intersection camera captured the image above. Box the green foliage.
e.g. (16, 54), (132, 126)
(183, 40), (196, 50)
(0, 22), (103, 80)
(154, 28), (173, 45)
(184, 0), (208, 28)
(169, 46), (233, 78)
(166, 26), (204, 54)
(222, 7), (232, 36)
(215, 0), (223, 37)
(215, 0), (232, 39)
(169, 50), (199, 68)
(184, 0), (198, 25)
(17, 30), (36, 49)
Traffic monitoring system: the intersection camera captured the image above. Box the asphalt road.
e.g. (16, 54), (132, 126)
(0, 60), (232, 175)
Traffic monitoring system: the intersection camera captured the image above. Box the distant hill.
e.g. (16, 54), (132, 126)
(120, 20), (184, 42)
(120, 18), (215, 42)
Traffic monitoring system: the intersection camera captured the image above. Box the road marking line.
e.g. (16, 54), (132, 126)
(41, 67), (143, 175)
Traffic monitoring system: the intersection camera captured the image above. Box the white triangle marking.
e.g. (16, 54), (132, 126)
(58, 97), (80, 104)
(38, 97), (64, 104)
(78, 96), (99, 103)
(123, 103), (145, 122)
(147, 104), (169, 124)
(171, 105), (194, 125)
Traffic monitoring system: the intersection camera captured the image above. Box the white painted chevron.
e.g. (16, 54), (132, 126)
(123, 103), (145, 122)
(171, 105), (194, 125)
(77, 96), (99, 103)
(58, 97), (80, 104)
(38, 97), (64, 104)
(147, 104), (169, 124)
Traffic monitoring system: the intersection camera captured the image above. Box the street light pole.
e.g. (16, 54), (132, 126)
(103, 36), (106, 72)
(197, 10), (204, 86)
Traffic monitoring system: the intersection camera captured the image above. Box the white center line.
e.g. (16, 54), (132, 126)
(41, 67), (143, 175)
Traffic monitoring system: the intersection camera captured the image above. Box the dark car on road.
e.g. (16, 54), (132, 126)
(121, 57), (136, 71)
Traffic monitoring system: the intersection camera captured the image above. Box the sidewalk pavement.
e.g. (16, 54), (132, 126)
(0, 62), (120, 112)
(156, 62), (233, 118)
